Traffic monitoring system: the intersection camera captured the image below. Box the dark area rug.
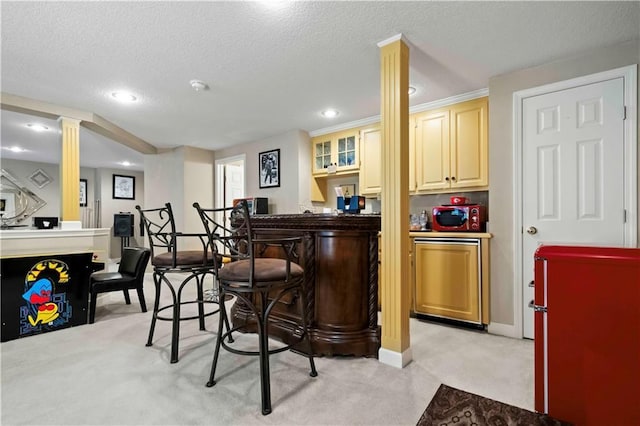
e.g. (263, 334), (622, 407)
(417, 384), (571, 426)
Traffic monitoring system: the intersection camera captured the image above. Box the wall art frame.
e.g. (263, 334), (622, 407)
(259, 148), (280, 189)
(79, 179), (87, 207)
(112, 174), (135, 200)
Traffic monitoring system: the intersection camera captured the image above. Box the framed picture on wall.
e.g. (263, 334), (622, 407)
(259, 149), (280, 188)
(340, 184), (356, 198)
(79, 179), (87, 207)
(113, 174), (135, 200)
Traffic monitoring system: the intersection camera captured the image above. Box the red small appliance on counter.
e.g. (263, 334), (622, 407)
(431, 202), (486, 232)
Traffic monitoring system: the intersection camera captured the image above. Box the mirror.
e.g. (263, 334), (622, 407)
(0, 169), (46, 228)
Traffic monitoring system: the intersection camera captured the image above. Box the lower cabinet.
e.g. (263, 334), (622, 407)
(413, 237), (488, 324)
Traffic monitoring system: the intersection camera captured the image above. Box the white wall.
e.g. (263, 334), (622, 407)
(488, 39), (639, 330)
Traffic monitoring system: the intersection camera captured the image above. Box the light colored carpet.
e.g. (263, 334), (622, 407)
(1, 272), (533, 425)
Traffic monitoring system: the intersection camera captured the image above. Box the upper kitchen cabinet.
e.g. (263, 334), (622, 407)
(359, 126), (382, 196)
(310, 128), (361, 202)
(414, 97), (488, 192)
(358, 122), (416, 197)
(312, 129), (360, 176)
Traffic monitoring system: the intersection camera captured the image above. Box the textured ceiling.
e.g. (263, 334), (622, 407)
(1, 1), (639, 171)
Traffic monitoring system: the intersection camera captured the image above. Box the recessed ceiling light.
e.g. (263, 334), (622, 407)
(120, 161), (132, 167)
(7, 146), (26, 153)
(408, 86), (417, 95)
(190, 80), (209, 91)
(26, 123), (49, 132)
(111, 91), (137, 102)
(321, 109), (339, 118)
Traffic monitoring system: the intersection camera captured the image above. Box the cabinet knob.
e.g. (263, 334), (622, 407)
(451, 176), (456, 181)
(445, 177), (450, 181)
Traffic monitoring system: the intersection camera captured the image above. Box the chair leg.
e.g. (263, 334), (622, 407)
(170, 286), (181, 364)
(258, 291), (272, 415)
(297, 287), (318, 377)
(89, 290), (98, 324)
(196, 274), (206, 331)
(221, 299), (234, 343)
(207, 288), (227, 387)
(214, 276), (234, 342)
(146, 273), (162, 347)
(123, 289), (132, 305)
(136, 287), (147, 312)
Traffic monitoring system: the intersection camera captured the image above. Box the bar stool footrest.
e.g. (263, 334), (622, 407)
(154, 300), (221, 322)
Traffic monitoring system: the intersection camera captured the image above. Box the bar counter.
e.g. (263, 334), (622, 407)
(232, 213), (381, 357)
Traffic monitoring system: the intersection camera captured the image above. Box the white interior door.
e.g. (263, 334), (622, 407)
(521, 78), (626, 339)
(225, 163), (244, 207)
(215, 156), (245, 209)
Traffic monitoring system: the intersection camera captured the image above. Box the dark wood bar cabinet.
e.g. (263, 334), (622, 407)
(230, 213), (381, 357)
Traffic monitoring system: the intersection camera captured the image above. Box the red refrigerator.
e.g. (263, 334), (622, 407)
(533, 245), (640, 425)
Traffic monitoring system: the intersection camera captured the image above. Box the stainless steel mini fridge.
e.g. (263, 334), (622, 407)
(533, 245), (640, 425)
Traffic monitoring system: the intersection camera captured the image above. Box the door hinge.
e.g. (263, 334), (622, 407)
(623, 106), (627, 120)
(624, 209), (627, 223)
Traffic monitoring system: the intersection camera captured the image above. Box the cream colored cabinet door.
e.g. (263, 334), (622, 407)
(408, 116), (416, 192)
(414, 240), (480, 323)
(359, 127), (382, 195)
(414, 109), (450, 191)
(450, 97), (488, 189)
(413, 97), (488, 192)
(358, 121), (416, 194)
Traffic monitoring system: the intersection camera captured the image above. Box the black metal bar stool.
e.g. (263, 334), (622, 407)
(136, 203), (232, 363)
(193, 200), (317, 415)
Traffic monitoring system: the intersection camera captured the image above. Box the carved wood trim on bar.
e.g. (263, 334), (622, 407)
(232, 214), (381, 357)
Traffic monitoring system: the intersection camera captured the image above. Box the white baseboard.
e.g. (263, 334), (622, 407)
(378, 347), (413, 368)
(487, 322), (522, 339)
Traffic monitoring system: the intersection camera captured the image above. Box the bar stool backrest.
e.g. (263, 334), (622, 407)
(192, 200), (251, 276)
(135, 203), (177, 265)
(136, 202), (210, 270)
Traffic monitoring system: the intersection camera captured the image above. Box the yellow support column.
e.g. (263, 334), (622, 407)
(59, 117), (82, 228)
(378, 34), (412, 367)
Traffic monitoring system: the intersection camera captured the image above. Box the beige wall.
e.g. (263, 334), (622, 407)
(0, 158), (144, 258)
(142, 146), (214, 250)
(214, 129), (311, 214)
(183, 146), (215, 233)
(488, 39), (639, 331)
(95, 167), (145, 258)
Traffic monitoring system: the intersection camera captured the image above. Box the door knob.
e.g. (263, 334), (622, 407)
(526, 226), (538, 235)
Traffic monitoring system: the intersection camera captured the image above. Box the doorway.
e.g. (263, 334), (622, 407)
(514, 65), (637, 339)
(215, 155), (246, 209)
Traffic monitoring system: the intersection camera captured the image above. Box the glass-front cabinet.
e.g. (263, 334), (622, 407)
(314, 139), (332, 172)
(311, 130), (359, 175)
(337, 134), (357, 168)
